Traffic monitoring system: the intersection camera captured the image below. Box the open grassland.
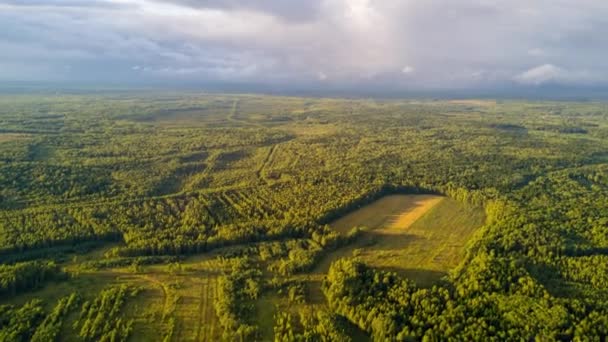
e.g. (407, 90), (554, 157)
(316, 195), (485, 286)
(126, 256), (228, 341)
(329, 194), (444, 234)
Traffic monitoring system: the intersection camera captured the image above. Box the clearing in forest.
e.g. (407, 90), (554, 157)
(330, 194), (443, 234)
(315, 194), (485, 286)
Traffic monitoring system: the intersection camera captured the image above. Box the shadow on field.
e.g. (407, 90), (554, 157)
(361, 231), (425, 250)
(375, 267), (447, 287)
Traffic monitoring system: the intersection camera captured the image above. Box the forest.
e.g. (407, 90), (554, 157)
(1, 94), (608, 341)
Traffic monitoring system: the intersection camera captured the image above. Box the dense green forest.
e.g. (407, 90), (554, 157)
(1, 94), (608, 340)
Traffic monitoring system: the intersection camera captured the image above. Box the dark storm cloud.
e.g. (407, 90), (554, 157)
(1, 0), (608, 90)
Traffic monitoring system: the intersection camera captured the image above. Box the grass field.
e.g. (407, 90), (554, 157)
(329, 194), (444, 234)
(315, 195), (486, 286)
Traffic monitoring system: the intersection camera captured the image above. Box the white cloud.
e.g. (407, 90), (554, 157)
(401, 65), (414, 74)
(515, 64), (601, 86)
(515, 64), (563, 85)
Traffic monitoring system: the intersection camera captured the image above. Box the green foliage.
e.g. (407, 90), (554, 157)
(3, 95), (608, 339)
(0, 300), (45, 341)
(214, 258), (262, 341)
(73, 285), (138, 342)
(273, 310), (351, 342)
(323, 258), (608, 341)
(0, 260), (64, 297)
(31, 293), (79, 342)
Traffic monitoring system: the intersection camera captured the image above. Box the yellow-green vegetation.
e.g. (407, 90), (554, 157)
(329, 194), (444, 234)
(3, 94), (608, 340)
(0, 133), (30, 142)
(316, 195), (485, 286)
(255, 194), (484, 340)
(0, 251), (233, 341)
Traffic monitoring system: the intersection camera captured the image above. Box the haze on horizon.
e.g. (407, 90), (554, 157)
(2, 0), (608, 94)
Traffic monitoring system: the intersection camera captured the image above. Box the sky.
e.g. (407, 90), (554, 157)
(2, 0), (608, 93)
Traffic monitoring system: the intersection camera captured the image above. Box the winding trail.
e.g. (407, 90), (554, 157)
(140, 275), (170, 316)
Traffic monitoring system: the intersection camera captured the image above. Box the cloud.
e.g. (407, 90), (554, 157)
(515, 64), (601, 86)
(0, 0), (131, 8)
(401, 66), (414, 74)
(515, 64), (563, 85)
(1, 0), (608, 91)
(151, 0), (323, 22)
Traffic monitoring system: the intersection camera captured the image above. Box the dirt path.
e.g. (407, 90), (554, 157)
(136, 274), (171, 319)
